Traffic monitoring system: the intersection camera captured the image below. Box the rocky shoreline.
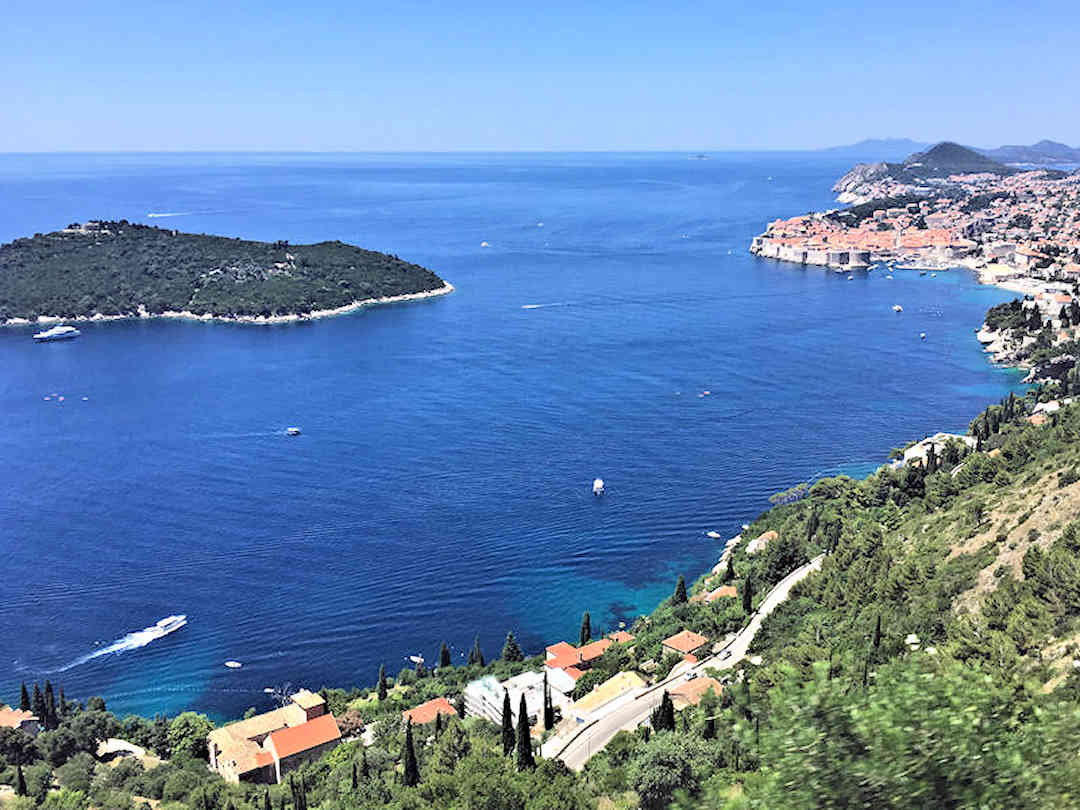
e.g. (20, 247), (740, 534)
(3, 282), (455, 327)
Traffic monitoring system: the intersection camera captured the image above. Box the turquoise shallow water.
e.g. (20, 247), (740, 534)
(0, 152), (1024, 720)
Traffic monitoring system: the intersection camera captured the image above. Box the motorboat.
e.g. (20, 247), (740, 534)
(287, 427), (301, 436)
(892, 305), (903, 312)
(156, 615), (187, 634)
(33, 324), (80, 341)
(592, 478), (605, 496)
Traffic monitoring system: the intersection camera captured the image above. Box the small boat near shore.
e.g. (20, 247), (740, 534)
(592, 478), (605, 496)
(33, 324), (81, 341)
(286, 427), (301, 436)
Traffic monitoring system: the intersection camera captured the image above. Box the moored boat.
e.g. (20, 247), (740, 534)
(33, 324), (81, 341)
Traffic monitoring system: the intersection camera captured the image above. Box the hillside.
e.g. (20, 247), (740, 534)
(0, 221), (448, 323)
(900, 141), (1012, 178)
(979, 139), (1080, 165)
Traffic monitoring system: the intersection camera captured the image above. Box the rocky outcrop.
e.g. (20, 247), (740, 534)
(1023, 354), (1077, 384)
(832, 162), (889, 197)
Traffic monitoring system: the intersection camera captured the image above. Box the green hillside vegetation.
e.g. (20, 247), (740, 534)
(12, 316), (1080, 807)
(0, 221), (446, 321)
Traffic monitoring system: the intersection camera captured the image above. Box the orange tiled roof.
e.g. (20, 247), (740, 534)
(669, 677), (723, 707)
(663, 630), (709, 654)
(0, 706), (37, 729)
(402, 697), (458, 726)
(268, 713), (341, 760)
(607, 630), (635, 644)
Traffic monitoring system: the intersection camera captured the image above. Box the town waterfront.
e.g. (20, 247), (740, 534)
(0, 152), (1025, 720)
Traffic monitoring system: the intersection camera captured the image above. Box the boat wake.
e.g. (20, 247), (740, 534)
(147, 211), (230, 218)
(521, 302), (571, 310)
(52, 615), (187, 672)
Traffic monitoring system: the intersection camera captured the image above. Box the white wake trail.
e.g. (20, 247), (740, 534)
(53, 615), (187, 672)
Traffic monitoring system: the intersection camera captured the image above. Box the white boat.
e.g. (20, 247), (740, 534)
(920, 332), (927, 340)
(33, 325), (80, 342)
(286, 427), (301, 436)
(592, 478), (605, 496)
(225, 660), (243, 669)
(156, 615), (187, 634)
(892, 305), (903, 312)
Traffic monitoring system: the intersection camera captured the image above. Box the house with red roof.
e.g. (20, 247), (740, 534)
(0, 705), (39, 737)
(403, 697), (458, 726)
(208, 689), (342, 784)
(543, 631), (636, 694)
(662, 630), (710, 663)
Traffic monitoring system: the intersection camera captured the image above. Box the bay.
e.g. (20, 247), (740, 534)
(0, 152), (1023, 719)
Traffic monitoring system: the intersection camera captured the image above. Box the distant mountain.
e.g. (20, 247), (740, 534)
(900, 141), (1011, 178)
(977, 140), (1080, 165)
(821, 138), (931, 161)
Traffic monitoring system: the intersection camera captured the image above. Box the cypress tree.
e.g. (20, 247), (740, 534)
(500, 689), (514, 755)
(58, 687), (67, 719)
(742, 576), (754, 613)
(402, 718), (420, 787)
(673, 575), (688, 604)
(19, 682), (29, 712)
(15, 764), (26, 796)
(439, 641), (452, 669)
(361, 749), (369, 778)
(263, 789), (271, 810)
(435, 711), (444, 739)
(515, 693), (535, 771)
(703, 715), (716, 739)
(805, 507), (820, 543)
(501, 631), (523, 662)
(31, 683), (45, 722)
(723, 556), (735, 583)
(579, 611), (592, 646)
(651, 691), (675, 732)
(469, 635), (485, 667)
(873, 614), (882, 650)
(43, 680), (56, 730)
(352, 761), (359, 790)
(542, 671), (554, 731)
(454, 693), (466, 719)
(377, 664), (388, 701)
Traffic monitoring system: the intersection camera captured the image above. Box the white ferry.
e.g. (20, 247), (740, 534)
(33, 325), (81, 342)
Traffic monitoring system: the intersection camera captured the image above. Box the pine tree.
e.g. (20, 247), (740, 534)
(402, 718), (420, 787)
(579, 611), (592, 646)
(501, 631), (524, 662)
(723, 556), (735, 583)
(378, 664), (388, 701)
(515, 693), (535, 771)
(501, 689), (515, 755)
(542, 671), (554, 731)
(439, 641), (452, 669)
(43, 681), (57, 730)
(673, 575), (688, 604)
(19, 682), (29, 712)
(15, 764), (25, 796)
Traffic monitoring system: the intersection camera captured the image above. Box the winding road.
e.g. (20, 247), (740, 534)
(543, 554), (824, 770)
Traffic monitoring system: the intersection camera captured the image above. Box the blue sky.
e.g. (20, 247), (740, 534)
(3, 0), (1078, 151)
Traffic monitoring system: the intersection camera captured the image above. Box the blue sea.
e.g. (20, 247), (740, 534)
(0, 152), (1024, 721)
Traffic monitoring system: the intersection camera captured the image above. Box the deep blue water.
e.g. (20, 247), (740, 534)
(0, 152), (1024, 721)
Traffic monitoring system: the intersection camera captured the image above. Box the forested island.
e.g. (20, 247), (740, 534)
(0, 221), (451, 323)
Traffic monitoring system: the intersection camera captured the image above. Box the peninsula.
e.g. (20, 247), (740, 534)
(0, 221), (452, 324)
(750, 142), (1080, 282)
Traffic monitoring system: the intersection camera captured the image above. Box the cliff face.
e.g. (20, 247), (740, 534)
(832, 161), (889, 194)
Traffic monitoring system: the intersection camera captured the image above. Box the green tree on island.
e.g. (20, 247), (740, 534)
(515, 693), (535, 771)
(650, 691), (676, 732)
(579, 611), (592, 645)
(673, 575), (688, 604)
(501, 631), (524, 662)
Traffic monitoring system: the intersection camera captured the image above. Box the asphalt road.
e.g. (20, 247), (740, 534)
(546, 554), (825, 770)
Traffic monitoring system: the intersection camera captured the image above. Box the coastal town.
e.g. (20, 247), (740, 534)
(750, 147), (1080, 300)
